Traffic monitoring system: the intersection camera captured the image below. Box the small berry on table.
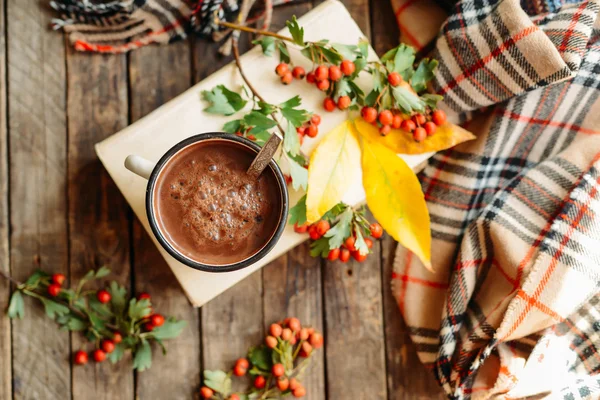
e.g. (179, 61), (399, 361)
(101, 339), (115, 354)
(74, 350), (88, 365)
(323, 97), (336, 112)
(370, 223), (383, 239)
(378, 110), (393, 126)
(361, 106), (378, 123)
(151, 314), (165, 327)
(97, 289), (111, 304)
(269, 323), (283, 337)
(47, 283), (61, 297)
(200, 386), (214, 399)
(432, 109), (447, 125)
(292, 66), (306, 79)
(93, 349), (106, 363)
(52, 273), (66, 286)
(254, 375), (266, 389)
(328, 65), (342, 81)
(272, 363), (285, 377)
(340, 59), (355, 76)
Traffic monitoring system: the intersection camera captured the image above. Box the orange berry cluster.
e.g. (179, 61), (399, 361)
(275, 63), (307, 85)
(362, 105), (447, 142)
(296, 113), (322, 144)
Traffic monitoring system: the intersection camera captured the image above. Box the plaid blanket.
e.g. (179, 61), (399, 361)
(390, 0), (600, 398)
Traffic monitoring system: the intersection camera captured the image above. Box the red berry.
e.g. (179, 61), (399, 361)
(233, 364), (247, 376)
(270, 323), (283, 337)
(306, 124), (318, 138)
(293, 386), (307, 398)
(93, 349), (106, 362)
(277, 377), (290, 391)
(47, 283), (61, 297)
(370, 223), (383, 239)
(337, 95), (351, 110)
(272, 363), (285, 377)
(289, 378), (301, 391)
(151, 314), (165, 327)
(298, 328), (310, 341)
(323, 97), (336, 112)
(52, 273), (66, 286)
(413, 113), (426, 125)
(308, 225), (320, 240)
(311, 114), (321, 125)
(340, 60), (355, 76)
(413, 127), (427, 142)
(315, 65), (329, 81)
(281, 328), (293, 341)
(401, 119), (416, 132)
(288, 317), (301, 332)
(229, 395), (241, 400)
(294, 223), (308, 233)
(97, 289), (111, 304)
(328, 65), (342, 81)
(361, 107), (378, 123)
(236, 358), (249, 369)
(378, 110), (393, 126)
(424, 121), (437, 136)
(365, 238), (374, 249)
(387, 72), (402, 86)
(275, 63), (289, 77)
(266, 335), (278, 348)
(112, 332), (123, 344)
(281, 72), (293, 85)
(306, 72), (316, 84)
(144, 322), (155, 331)
(352, 251), (367, 262)
(289, 335), (297, 345)
(292, 66), (306, 79)
(138, 292), (151, 301)
(296, 126), (306, 135)
(309, 332), (324, 348)
(340, 248), (351, 263)
(74, 350), (88, 365)
(254, 376), (266, 389)
(392, 115), (402, 129)
(297, 132), (304, 145)
(432, 109), (447, 125)
(101, 339), (115, 354)
(301, 341), (313, 356)
(327, 248), (340, 261)
(379, 125), (391, 136)
(344, 236), (356, 251)
(200, 386), (214, 399)
(317, 79), (330, 91)
(316, 220), (330, 236)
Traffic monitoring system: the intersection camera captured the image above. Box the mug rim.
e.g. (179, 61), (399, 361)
(145, 132), (289, 273)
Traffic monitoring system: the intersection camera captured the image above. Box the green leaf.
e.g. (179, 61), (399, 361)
(59, 288), (75, 302)
(87, 310), (106, 331)
(149, 318), (187, 340)
(310, 236), (330, 257)
(381, 47), (397, 62)
(286, 16), (304, 46)
(253, 37), (276, 56)
(354, 225), (369, 256)
(63, 316), (87, 331)
(202, 85), (247, 116)
(107, 281), (127, 315)
(108, 343), (125, 364)
(421, 93), (444, 109)
(204, 370), (232, 395)
(320, 46), (343, 65)
(393, 45), (415, 76)
(39, 297), (70, 320)
(354, 57), (368, 76)
(358, 38), (369, 58)
(248, 346), (272, 371)
(25, 270), (48, 288)
(288, 195), (307, 226)
(249, 131), (271, 146)
(7, 291), (24, 319)
(278, 42), (290, 64)
(287, 154), (308, 191)
(280, 106), (309, 128)
(365, 90), (379, 107)
(257, 101), (277, 115)
(89, 296), (113, 318)
(128, 298), (152, 321)
(391, 86), (425, 113)
(332, 44), (359, 61)
(244, 111), (277, 131)
(284, 122), (300, 157)
(411, 58), (438, 93)
(133, 340), (152, 371)
(223, 119), (243, 134)
(95, 266), (111, 278)
(321, 203), (347, 222)
(372, 68), (386, 92)
(334, 79), (352, 100)
(324, 207), (353, 249)
(279, 95), (302, 109)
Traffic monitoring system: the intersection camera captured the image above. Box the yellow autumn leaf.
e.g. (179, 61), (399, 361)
(354, 117), (475, 155)
(361, 137), (432, 270)
(306, 120), (362, 223)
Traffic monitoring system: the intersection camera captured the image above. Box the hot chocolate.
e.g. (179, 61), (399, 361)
(153, 139), (282, 266)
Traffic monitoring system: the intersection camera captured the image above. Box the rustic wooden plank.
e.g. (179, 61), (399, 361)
(129, 40), (202, 399)
(66, 48), (134, 399)
(6, 1), (71, 398)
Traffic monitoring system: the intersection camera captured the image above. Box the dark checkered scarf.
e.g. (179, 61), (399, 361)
(390, 0), (600, 398)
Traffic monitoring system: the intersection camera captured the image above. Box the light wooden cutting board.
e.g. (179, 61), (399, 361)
(95, 0), (432, 307)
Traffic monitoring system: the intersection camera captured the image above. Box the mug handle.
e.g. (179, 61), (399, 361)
(125, 155), (156, 180)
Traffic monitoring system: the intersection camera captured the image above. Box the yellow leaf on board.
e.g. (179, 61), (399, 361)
(354, 117), (475, 155)
(361, 137), (432, 270)
(306, 120), (362, 223)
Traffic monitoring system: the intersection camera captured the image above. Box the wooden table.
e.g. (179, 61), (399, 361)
(0, 0), (445, 398)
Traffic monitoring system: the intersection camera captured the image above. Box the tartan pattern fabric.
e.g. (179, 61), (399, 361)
(391, 0), (600, 398)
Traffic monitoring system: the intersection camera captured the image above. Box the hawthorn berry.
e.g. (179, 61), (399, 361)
(392, 115), (402, 129)
(370, 223), (383, 239)
(281, 72), (293, 85)
(340, 248), (351, 263)
(52, 273), (66, 286)
(47, 283), (61, 297)
(254, 376), (266, 389)
(301, 341), (313, 356)
(323, 97), (336, 112)
(277, 377), (290, 391)
(378, 110), (393, 126)
(432, 109), (447, 125)
(288, 317), (301, 332)
(361, 106), (378, 123)
(309, 332), (324, 349)
(413, 113), (426, 125)
(340, 60), (355, 76)
(380, 125), (391, 136)
(316, 220), (330, 236)
(328, 65), (342, 81)
(292, 66), (306, 79)
(270, 323), (283, 337)
(327, 248), (340, 261)
(306, 72), (316, 84)
(281, 328), (293, 341)
(344, 236), (356, 251)
(308, 225), (320, 240)
(144, 322), (155, 331)
(151, 314), (165, 327)
(297, 132), (304, 145)
(365, 238), (374, 249)
(289, 335), (297, 345)
(272, 363), (285, 377)
(388, 71), (403, 86)
(311, 114), (321, 125)
(93, 349), (106, 363)
(265, 335), (278, 348)
(101, 339), (115, 354)
(298, 328), (310, 341)
(317, 79), (330, 91)
(236, 358), (249, 369)
(137, 292), (151, 300)
(275, 63), (289, 77)
(97, 289), (111, 304)
(293, 386), (307, 398)
(233, 364), (247, 376)
(289, 378), (301, 391)
(74, 350), (88, 365)
(229, 395), (240, 400)
(352, 251), (367, 262)
(337, 95), (351, 110)
(294, 223), (308, 234)
(247, 134), (257, 141)
(401, 119), (416, 132)
(296, 126), (306, 135)
(112, 332), (123, 344)
(306, 327), (315, 335)
(314, 65), (329, 81)
(423, 121), (437, 136)
(413, 127), (427, 142)
(306, 124), (318, 138)
(200, 386), (214, 399)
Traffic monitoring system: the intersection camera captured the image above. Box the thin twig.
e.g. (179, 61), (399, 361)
(217, 20), (294, 43)
(0, 268), (22, 286)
